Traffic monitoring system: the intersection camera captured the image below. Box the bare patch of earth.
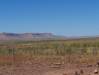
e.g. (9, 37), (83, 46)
(0, 62), (98, 75)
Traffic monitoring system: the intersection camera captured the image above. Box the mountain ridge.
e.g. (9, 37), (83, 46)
(0, 32), (99, 41)
(0, 32), (66, 40)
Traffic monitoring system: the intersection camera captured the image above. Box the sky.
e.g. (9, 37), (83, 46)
(0, 0), (99, 36)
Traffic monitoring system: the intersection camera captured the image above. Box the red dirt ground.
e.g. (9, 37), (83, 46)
(0, 59), (98, 75)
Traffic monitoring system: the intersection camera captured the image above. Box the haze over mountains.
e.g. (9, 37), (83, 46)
(0, 32), (65, 40)
(0, 32), (99, 41)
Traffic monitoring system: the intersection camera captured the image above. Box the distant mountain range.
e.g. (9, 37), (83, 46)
(0, 32), (66, 40)
(0, 32), (99, 41)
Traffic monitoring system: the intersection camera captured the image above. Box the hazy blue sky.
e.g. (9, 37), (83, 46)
(0, 0), (99, 36)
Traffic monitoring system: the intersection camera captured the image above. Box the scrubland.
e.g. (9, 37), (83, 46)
(0, 39), (99, 75)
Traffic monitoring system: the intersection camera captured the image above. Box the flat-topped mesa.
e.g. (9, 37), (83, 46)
(0, 32), (53, 36)
(0, 32), (57, 40)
